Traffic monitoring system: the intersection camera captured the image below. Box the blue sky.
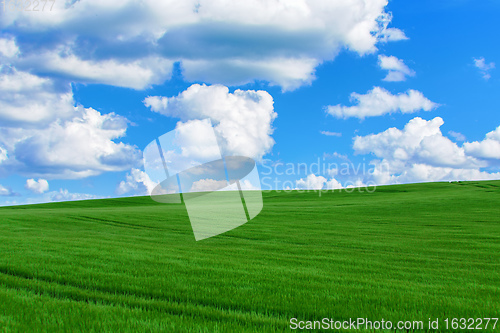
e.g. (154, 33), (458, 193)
(0, 0), (499, 205)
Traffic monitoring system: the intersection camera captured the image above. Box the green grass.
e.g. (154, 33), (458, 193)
(0, 181), (499, 332)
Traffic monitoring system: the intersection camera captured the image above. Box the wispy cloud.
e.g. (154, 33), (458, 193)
(0, 184), (16, 196)
(473, 57), (495, 80)
(448, 131), (466, 142)
(320, 131), (342, 137)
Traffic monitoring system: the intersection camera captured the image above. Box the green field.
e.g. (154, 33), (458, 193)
(0, 181), (499, 332)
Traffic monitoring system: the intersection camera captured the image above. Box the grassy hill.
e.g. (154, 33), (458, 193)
(0, 181), (499, 332)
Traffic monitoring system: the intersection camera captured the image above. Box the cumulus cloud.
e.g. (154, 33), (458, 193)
(295, 173), (344, 190)
(1, 107), (140, 179)
(296, 174), (327, 190)
(325, 177), (343, 190)
(0, 66), (75, 126)
(464, 125), (500, 160)
(2, 0), (406, 90)
(473, 57), (495, 80)
(354, 117), (482, 169)
(353, 117), (500, 184)
(25, 178), (49, 194)
(117, 168), (157, 195)
(144, 84), (277, 160)
(378, 55), (415, 82)
(327, 87), (438, 119)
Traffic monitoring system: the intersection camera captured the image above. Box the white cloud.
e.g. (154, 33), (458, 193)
(117, 168), (157, 195)
(181, 57), (319, 92)
(173, 119), (223, 162)
(25, 178), (49, 194)
(325, 177), (343, 189)
(373, 12), (408, 43)
(354, 117), (481, 169)
(45, 189), (102, 203)
(464, 125), (500, 160)
(0, 147), (7, 163)
(0, 184), (15, 196)
(2, 0), (406, 90)
(144, 84), (277, 160)
(190, 179), (228, 192)
(448, 131), (466, 142)
(473, 57), (495, 80)
(1, 188), (105, 206)
(239, 179), (260, 191)
(370, 162), (500, 185)
(353, 117), (500, 185)
(326, 87), (438, 119)
(0, 66), (75, 126)
(0, 37), (19, 58)
(296, 174), (327, 190)
(320, 131), (342, 137)
(295, 173), (343, 190)
(22, 51), (174, 90)
(1, 107), (140, 179)
(378, 55), (415, 82)
(345, 179), (368, 188)
(377, 28), (408, 43)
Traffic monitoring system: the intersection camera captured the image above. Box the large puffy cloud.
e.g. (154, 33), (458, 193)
(0, 40), (142, 179)
(463, 126), (500, 160)
(1, 0), (406, 90)
(144, 84), (277, 160)
(378, 55), (415, 82)
(25, 178), (49, 194)
(0, 107), (140, 179)
(354, 117), (480, 169)
(327, 87), (438, 119)
(353, 117), (500, 184)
